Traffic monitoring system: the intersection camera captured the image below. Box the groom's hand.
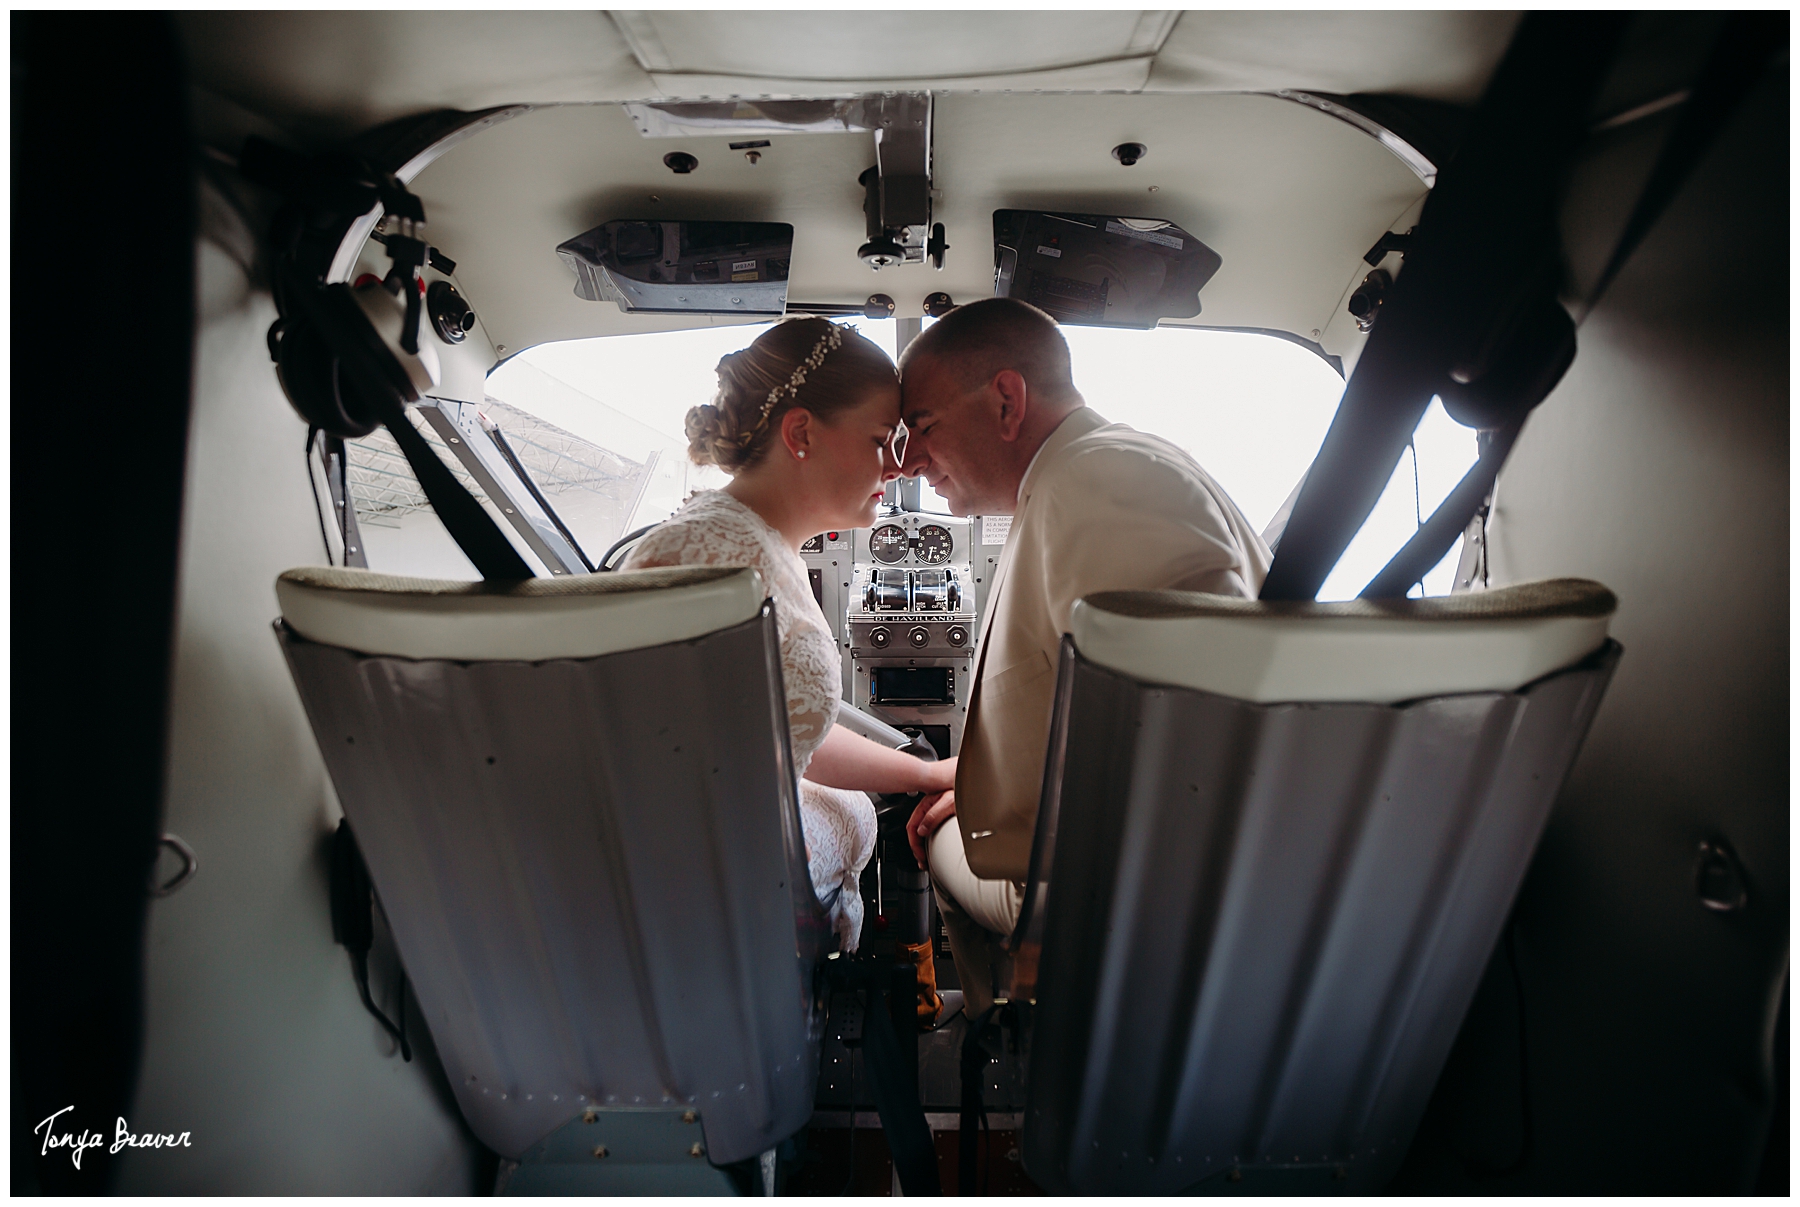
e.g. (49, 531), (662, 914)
(906, 790), (956, 867)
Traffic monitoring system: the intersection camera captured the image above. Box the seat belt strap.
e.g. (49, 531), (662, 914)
(1359, 422), (1522, 599)
(825, 958), (941, 1194)
(1360, 14), (1779, 598)
(858, 978), (942, 1195)
(374, 389), (533, 579)
(1258, 14), (1631, 602)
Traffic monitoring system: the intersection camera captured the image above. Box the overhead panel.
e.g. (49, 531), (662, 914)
(406, 92), (1425, 356)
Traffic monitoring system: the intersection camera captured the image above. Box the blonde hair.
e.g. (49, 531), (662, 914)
(685, 317), (897, 472)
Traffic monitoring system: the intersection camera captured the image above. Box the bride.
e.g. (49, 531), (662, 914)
(622, 318), (955, 954)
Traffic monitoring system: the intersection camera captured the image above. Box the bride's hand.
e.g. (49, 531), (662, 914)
(919, 754), (956, 796)
(906, 790), (956, 867)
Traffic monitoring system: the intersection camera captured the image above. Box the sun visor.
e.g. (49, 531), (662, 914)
(555, 219), (793, 316)
(993, 210), (1222, 328)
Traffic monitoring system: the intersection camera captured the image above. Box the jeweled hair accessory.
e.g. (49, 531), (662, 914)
(740, 323), (845, 445)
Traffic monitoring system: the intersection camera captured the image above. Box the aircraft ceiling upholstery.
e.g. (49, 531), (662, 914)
(179, 10), (1509, 356)
(178, 11), (1519, 136)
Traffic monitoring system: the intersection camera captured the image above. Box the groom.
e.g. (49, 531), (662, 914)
(897, 298), (1271, 1016)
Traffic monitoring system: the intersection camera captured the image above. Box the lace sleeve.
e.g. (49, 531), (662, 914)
(620, 518), (763, 576)
(619, 504), (838, 771)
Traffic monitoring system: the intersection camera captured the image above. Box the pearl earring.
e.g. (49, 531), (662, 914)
(796, 450), (806, 459)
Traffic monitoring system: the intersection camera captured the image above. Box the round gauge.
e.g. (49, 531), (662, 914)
(917, 525), (953, 565)
(870, 524), (909, 564)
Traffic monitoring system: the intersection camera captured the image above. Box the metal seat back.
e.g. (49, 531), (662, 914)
(275, 565), (827, 1167)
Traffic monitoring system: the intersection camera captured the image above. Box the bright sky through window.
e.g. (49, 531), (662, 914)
(492, 321), (1477, 599)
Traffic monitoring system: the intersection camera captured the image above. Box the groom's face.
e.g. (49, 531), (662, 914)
(898, 353), (1013, 516)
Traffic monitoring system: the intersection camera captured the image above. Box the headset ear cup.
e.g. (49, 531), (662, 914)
(275, 319), (377, 438)
(332, 358), (389, 437)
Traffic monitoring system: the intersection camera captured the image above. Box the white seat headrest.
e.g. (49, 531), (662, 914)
(276, 565), (766, 661)
(1071, 578), (1616, 704)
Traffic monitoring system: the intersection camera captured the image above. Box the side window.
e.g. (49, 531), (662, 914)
(348, 319), (899, 578)
(1056, 325), (1478, 598)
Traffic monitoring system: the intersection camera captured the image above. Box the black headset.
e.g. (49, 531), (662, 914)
(246, 138), (532, 579)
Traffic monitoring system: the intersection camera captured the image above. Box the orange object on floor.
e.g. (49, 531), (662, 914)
(901, 939), (942, 1026)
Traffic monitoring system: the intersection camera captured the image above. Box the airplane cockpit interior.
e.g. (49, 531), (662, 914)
(13, 10), (1787, 1197)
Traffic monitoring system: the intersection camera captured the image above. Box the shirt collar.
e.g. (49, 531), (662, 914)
(1017, 406), (1110, 509)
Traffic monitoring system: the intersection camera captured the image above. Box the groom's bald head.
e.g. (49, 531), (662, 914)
(898, 297), (1078, 403)
(895, 298), (1085, 516)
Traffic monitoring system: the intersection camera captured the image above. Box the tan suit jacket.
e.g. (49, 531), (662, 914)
(955, 406), (1272, 881)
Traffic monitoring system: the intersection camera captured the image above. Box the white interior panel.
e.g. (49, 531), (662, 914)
(407, 93), (1423, 357)
(612, 9), (1177, 86)
(118, 181), (482, 1193)
(1150, 11), (1520, 101)
(174, 11), (1517, 139)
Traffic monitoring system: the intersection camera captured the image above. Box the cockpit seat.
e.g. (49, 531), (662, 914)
(273, 564), (827, 1192)
(1011, 578), (1621, 1194)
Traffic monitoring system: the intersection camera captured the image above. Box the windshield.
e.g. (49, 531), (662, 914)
(465, 321), (1476, 597)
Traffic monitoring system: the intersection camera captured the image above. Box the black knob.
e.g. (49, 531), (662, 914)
(927, 224), (949, 271)
(870, 627), (892, 649)
(859, 235), (906, 269)
(1112, 142), (1148, 167)
(923, 291), (956, 318)
(663, 151), (698, 174)
(946, 625), (968, 648)
(908, 627), (931, 649)
(427, 280), (473, 345)
(1348, 269), (1391, 332)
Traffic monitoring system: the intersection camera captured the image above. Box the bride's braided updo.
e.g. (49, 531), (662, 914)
(686, 317), (897, 472)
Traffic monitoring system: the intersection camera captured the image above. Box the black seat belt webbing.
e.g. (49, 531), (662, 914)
(1359, 422), (1521, 600)
(859, 978), (942, 1195)
(1359, 14), (1780, 598)
(376, 392), (533, 580)
(1259, 14), (1631, 602)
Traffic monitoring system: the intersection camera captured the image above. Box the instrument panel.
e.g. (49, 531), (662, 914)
(797, 509), (1012, 759)
(870, 522), (954, 565)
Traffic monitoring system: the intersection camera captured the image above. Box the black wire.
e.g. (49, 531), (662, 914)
(1410, 435), (1422, 527)
(350, 949), (412, 1062)
(398, 973), (410, 1062)
(1410, 435), (1424, 595)
(1462, 921), (1531, 1180)
(306, 426), (334, 566)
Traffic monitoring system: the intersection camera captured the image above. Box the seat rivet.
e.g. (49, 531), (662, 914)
(682, 1110), (697, 1124)
(593, 1145), (609, 1159)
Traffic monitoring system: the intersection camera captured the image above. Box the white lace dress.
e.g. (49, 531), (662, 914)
(621, 490), (878, 951)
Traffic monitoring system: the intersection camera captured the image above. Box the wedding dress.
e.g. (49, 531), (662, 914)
(621, 490), (878, 951)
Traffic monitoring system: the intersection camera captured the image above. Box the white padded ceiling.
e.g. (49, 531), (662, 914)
(610, 10), (1180, 94)
(177, 11), (1519, 138)
(1150, 11), (1517, 101)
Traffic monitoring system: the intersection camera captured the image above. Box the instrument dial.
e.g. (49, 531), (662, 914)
(917, 525), (953, 564)
(870, 524), (908, 564)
